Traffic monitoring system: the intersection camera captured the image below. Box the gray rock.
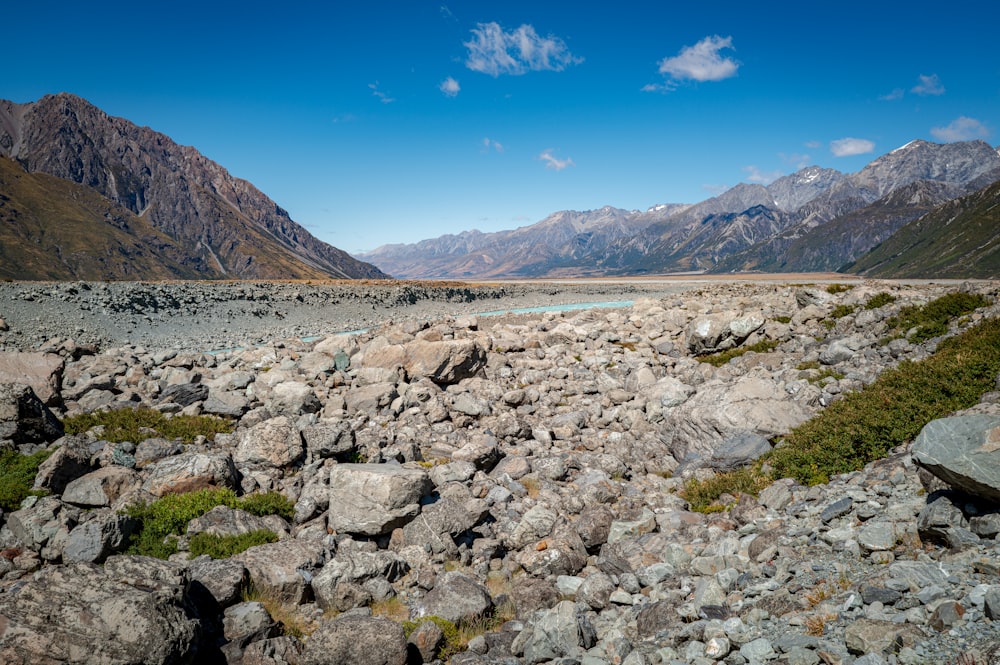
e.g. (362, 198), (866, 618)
(522, 600), (597, 664)
(234, 416), (305, 469)
(265, 380), (321, 416)
(62, 466), (142, 507)
(63, 513), (139, 563)
(300, 614), (407, 665)
(327, 463), (431, 536)
(843, 619), (925, 655)
(302, 420), (356, 460)
(984, 586), (1000, 620)
(0, 383), (64, 445)
(911, 415), (1000, 502)
(917, 491), (970, 543)
(234, 538), (329, 604)
(704, 430), (772, 471)
(0, 559), (198, 664)
(32, 435), (94, 494)
(820, 497), (854, 523)
(860, 586), (902, 606)
(142, 451), (240, 497)
(223, 601), (279, 642)
(189, 557), (250, 607)
(158, 382), (209, 407)
(203, 390), (249, 417)
(413, 571), (494, 625)
(401, 497), (485, 555)
(241, 635), (303, 665)
(577, 572), (616, 610)
(312, 550), (408, 612)
(186, 505), (287, 539)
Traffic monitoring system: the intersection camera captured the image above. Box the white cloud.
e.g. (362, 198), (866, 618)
(804, 140), (822, 150)
(440, 77), (460, 97)
(539, 149), (574, 171)
(465, 22), (582, 77)
(879, 88), (904, 101)
(702, 183), (730, 196)
(931, 116), (991, 142)
(830, 138), (875, 157)
(743, 165), (783, 185)
(912, 74), (945, 96)
(368, 82), (395, 104)
(481, 137), (504, 153)
(646, 35), (738, 92)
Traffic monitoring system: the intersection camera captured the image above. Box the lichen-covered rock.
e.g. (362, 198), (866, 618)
(234, 416), (305, 469)
(0, 559), (198, 664)
(300, 614), (407, 665)
(141, 451), (240, 496)
(412, 571), (494, 625)
(912, 415), (1000, 502)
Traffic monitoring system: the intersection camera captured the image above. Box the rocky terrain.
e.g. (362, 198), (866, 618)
(1, 279), (1000, 665)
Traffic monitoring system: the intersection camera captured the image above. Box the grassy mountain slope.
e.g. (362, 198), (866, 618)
(846, 179), (1000, 278)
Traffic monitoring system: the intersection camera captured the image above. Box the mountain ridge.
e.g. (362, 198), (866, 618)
(0, 93), (387, 281)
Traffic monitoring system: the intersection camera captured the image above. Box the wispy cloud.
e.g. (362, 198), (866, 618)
(702, 183), (730, 196)
(743, 165), (783, 185)
(830, 137), (875, 157)
(780, 152), (812, 169)
(804, 140), (822, 150)
(538, 149), (574, 171)
(482, 137), (504, 153)
(879, 88), (904, 101)
(440, 77), (460, 97)
(465, 22), (582, 77)
(912, 74), (945, 96)
(331, 113), (357, 124)
(931, 116), (991, 142)
(644, 35), (739, 92)
(368, 82), (395, 104)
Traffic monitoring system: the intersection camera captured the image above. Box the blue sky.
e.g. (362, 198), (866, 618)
(5, 1), (999, 253)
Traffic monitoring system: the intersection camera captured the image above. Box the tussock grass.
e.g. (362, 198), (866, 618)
(62, 406), (232, 444)
(680, 467), (772, 513)
(697, 338), (780, 367)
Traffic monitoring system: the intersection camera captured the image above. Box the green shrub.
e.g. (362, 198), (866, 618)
(774, 315), (792, 324)
(680, 467), (772, 513)
(63, 407), (232, 444)
(829, 304), (856, 320)
(826, 284), (854, 294)
(697, 338), (780, 366)
(770, 315), (1000, 485)
(863, 292), (896, 310)
(884, 292), (990, 343)
(124, 488), (291, 558)
(0, 448), (54, 511)
(188, 530), (278, 559)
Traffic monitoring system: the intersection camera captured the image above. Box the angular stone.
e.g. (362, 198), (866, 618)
(912, 415), (1000, 502)
(142, 451), (240, 497)
(302, 420), (356, 460)
(704, 431), (772, 472)
(234, 416), (304, 469)
(300, 614), (407, 665)
(328, 463), (432, 536)
(0, 352), (64, 405)
(158, 382), (208, 407)
(0, 383), (64, 445)
(189, 557), (250, 607)
(917, 492), (970, 543)
(186, 505), (287, 539)
(821, 497), (854, 523)
(234, 539), (329, 605)
(63, 513), (139, 563)
(62, 466), (142, 507)
(265, 381), (320, 416)
(522, 600), (597, 664)
(0, 559), (198, 664)
(32, 435), (94, 494)
(413, 571), (494, 625)
(844, 619), (925, 655)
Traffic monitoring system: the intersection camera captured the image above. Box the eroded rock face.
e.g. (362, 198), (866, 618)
(0, 558), (199, 664)
(0, 352), (64, 405)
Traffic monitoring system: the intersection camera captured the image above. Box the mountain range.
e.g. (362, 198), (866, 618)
(0, 93), (387, 281)
(360, 140), (1000, 279)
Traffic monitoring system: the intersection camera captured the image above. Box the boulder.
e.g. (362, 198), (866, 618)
(0, 352), (64, 405)
(686, 312), (764, 355)
(661, 376), (813, 463)
(141, 451), (240, 497)
(300, 614), (407, 665)
(412, 571), (494, 625)
(911, 415), (1000, 502)
(327, 464), (432, 536)
(63, 513), (140, 563)
(158, 382), (208, 407)
(234, 416), (305, 469)
(32, 435), (94, 494)
(0, 559), (198, 664)
(312, 550), (408, 612)
(520, 600), (597, 664)
(62, 466), (142, 507)
(389, 339), (487, 385)
(0, 383), (64, 445)
(234, 538), (329, 605)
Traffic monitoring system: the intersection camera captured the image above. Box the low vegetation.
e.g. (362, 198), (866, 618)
(401, 604), (517, 662)
(883, 291), (990, 343)
(696, 338), (780, 367)
(683, 309), (1000, 509)
(0, 448), (54, 511)
(62, 406), (233, 444)
(123, 487), (293, 559)
(825, 283), (854, 294)
(187, 530), (279, 559)
(863, 292), (896, 310)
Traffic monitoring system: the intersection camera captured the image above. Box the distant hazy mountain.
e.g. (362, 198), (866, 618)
(362, 139), (1000, 279)
(0, 93), (387, 280)
(846, 178), (1000, 279)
